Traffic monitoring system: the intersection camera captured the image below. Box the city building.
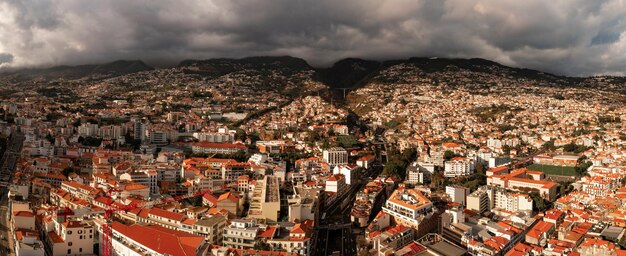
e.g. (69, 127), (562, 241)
(382, 188), (435, 233)
(322, 147), (348, 167)
(248, 176), (281, 222)
(445, 186), (468, 206)
(444, 157), (475, 177)
(111, 222), (209, 256)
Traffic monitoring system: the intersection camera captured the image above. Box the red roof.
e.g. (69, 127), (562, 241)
(217, 192), (239, 203)
(258, 226), (277, 238)
(149, 208), (186, 222)
(192, 142), (247, 149)
(112, 222), (205, 256)
(13, 211), (34, 217)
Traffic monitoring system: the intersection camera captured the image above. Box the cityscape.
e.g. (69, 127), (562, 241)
(1, 1), (626, 256)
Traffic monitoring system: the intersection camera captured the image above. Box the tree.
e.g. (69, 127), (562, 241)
(401, 148), (417, 163)
(321, 139), (330, 149)
(475, 161), (486, 175)
(233, 128), (247, 141)
(529, 192), (547, 211)
(306, 130), (320, 142)
(542, 140), (556, 151)
(45, 134), (55, 144)
(382, 160), (404, 180)
(62, 167), (74, 177)
(430, 170), (446, 190)
(254, 240), (271, 251)
(575, 161), (592, 177)
(444, 150), (460, 161)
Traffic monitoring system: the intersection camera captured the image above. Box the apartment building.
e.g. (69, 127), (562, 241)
(467, 189), (490, 213)
(444, 157), (475, 177)
(333, 164), (362, 185)
(194, 215), (227, 245)
(445, 186), (468, 206)
(111, 222), (209, 256)
(487, 168), (559, 201)
(248, 176), (281, 222)
(222, 219), (259, 249)
(322, 147), (348, 167)
(268, 220), (313, 256)
(382, 188), (434, 229)
(191, 142), (247, 155)
(44, 219), (95, 256)
(119, 170), (158, 195)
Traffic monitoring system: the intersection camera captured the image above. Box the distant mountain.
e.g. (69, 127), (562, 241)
(2, 56), (623, 92)
(316, 58), (381, 89)
(0, 60), (154, 82)
(178, 56), (312, 77)
(382, 57), (576, 84)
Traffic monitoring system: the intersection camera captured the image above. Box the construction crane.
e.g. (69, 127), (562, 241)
(99, 188), (216, 256)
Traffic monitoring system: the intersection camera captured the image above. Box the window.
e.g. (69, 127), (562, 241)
(67, 249), (71, 254)
(79, 248), (83, 252)
(68, 231), (72, 234)
(68, 242), (72, 246)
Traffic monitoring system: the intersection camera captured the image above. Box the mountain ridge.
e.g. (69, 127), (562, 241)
(2, 56), (624, 90)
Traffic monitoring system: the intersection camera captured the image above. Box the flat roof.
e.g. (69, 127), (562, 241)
(425, 241), (466, 256)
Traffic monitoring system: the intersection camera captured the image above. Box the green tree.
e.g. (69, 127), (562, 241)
(45, 134), (55, 144)
(475, 161), (486, 175)
(529, 192), (547, 211)
(575, 161), (592, 177)
(444, 150), (460, 161)
(62, 167), (75, 177)
(254, 240), (271, 251)
(542, 140), (556, 151)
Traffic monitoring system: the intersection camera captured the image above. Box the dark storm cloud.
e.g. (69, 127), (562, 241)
(0, 53), (13, 64)
(0, 0), (625, 75)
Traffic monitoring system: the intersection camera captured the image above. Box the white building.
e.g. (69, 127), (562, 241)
(120, 170), (159, 195)
(325, 174), (347, 194)
(193, 131), (234, 143)
(467, 186), (533, 214)
(322, 147), (348, 166)
(333, 165), (362, 185)
(148, 130), (168, 145)
(248, 176), (281, 222)
(382, 188), (434, 228)
(44, 219), (94, 256)
(222, 219), (259, 249)
(444, 157), (475, 177)
(445, 186), (468, 206)
(268, 220), (313, 256)
(493, 190), (533, 213)
(406, 162), (433, 184)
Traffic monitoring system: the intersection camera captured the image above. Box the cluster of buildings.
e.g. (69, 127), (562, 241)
(1, 57), (626, 256)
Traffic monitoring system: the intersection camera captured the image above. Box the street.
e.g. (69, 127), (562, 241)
(0, 187), (15, 256)
(0, 131), (24, 256)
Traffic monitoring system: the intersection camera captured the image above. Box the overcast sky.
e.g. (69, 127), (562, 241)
(1, 0), (625, 76)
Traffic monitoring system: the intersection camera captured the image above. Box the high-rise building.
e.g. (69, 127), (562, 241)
(133, 121), (146, 142)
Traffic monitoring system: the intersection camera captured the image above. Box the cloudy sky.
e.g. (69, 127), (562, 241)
(0, 0), (625, 76)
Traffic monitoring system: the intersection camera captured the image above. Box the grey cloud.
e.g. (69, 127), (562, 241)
(0, 53), (13, 64)
(0, 0), (625, 75)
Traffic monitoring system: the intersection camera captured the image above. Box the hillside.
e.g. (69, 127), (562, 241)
(0, 60), (154, 83)
(315, 58), (381, 89)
